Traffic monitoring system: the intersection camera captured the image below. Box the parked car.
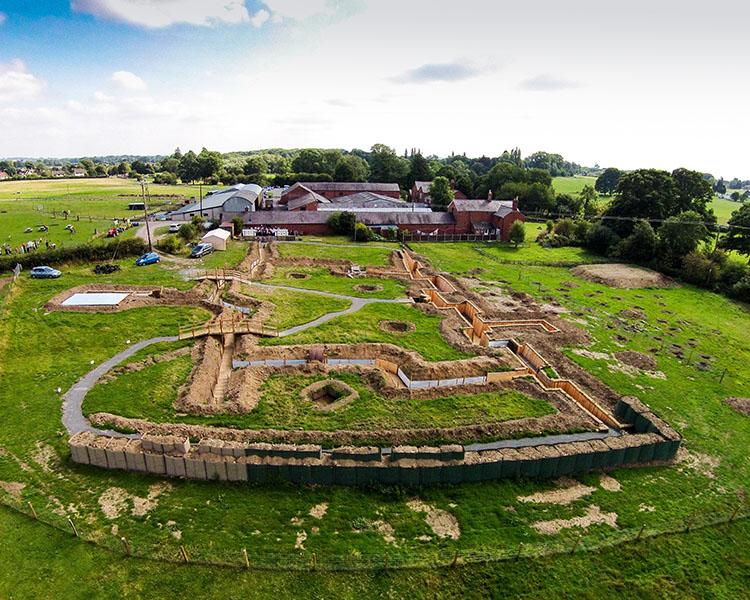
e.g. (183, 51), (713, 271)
(30, 266), (61, 279)
(190, 243), (213, 258)
(136, 252), (160, 266)
(168, 223), (180, 233)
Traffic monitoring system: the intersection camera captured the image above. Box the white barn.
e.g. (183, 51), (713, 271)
(201, 228), (231, 251)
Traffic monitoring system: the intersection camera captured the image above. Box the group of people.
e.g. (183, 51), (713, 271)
(3, 237), (56, 254)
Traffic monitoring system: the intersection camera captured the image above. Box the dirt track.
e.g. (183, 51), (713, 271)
(570, 264), (679, 289)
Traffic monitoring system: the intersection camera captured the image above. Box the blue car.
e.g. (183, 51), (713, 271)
(30, 266), (61, 279)
(136, 252), (160, 266)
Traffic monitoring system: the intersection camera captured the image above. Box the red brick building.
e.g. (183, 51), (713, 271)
(281, 182), (401, 204)
(411, 180), (468, 204)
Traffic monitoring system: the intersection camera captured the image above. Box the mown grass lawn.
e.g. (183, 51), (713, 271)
(264, 302), (471, 362)
(710, 195), (745, 223)
(239, 284), (351, 329)
(264, 266), (406, 299)
(83, 366), (554, 439)
(276, 241), (396, 266)
(298, 234), (401, 248)
(0, 177), (203, 200)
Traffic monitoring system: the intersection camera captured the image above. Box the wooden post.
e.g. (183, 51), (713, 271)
(312, 552), (317, 571)
(685, 514), (695, 532)
(686, 348), (694, 365)
(570, 535), (581, 554)
(242, 548), (249, 568)
(720, 367), (728, 384)
(384, 554), (389, 570)
(729, 505), (740, 522)
(28, 502), (37, 519)
(68, 518), (78, 537)
(121, 537), (131, 557)
(636, 524), (646, 541)
(451, 549), (458, 567)
(515, 542), (523, 561)
(180, 545), (190, 563)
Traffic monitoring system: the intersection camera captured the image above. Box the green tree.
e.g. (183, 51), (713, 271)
(586, 223), (620, 255)
(407, 153), (433, 189)
(369, 143), (409, 185)
(722, 204), (750, 258)
(429, 176), (454, 211)
(177, 223), (197, 242)
(177, 151), (199, 183)
(604, 169), (677, 236)
(554, 194), (583, 217)
(671, 167), (714, 218)
(579, 185), (599, 215)
(595, 167), (622, 196)
(244, 156), (268, 179)
(196, 148), (223, 181)
(658, 211), (709, 267)
(509, 220), (526, 247)
(334, 155), (368, 182)
(614, 220), (658, 263)
(320, 149), (343, 175)
(553, 218), (576, 238)
(292, 149), (324, 173)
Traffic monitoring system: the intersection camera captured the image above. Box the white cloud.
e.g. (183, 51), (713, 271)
(111, 70), (147, 91)
(0, 59), (44, 103)
(251, 9), (270, 28)
(71, 0), (250, 28)
(0, 12), (7, 25)
(261, 0), (332, 20)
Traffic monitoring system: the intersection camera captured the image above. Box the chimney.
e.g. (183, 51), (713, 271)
(488, 189), (493, 201)
(512, 196), (518, 210)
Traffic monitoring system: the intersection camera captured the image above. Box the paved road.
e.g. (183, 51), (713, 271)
(239, 280), (412, 337)
(134, 220), (181, 243)
(62, 336), (178, 437)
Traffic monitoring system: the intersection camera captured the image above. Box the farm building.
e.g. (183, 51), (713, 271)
(241, 196), (524, 240)
(281, 182), (401, 204)
(411, 180), (467, 204)
(170, 183), (261, 222)
(201, 228), (231, 251)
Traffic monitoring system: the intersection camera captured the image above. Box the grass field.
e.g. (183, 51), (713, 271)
(239, 284), (351, 329)
(83, 366), (554, 438)
(298, 235), (401, 248)
(276, 241), (396, 266)
(0, 177), (205, 200)
(0, 247), (748, 598)
(263, 302), (472, 361)
(710, 195), (745, 224)
(264, 266), (406, 299)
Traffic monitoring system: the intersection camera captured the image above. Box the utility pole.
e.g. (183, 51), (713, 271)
(200, 183), (203, 219)
(142, 181), (152, 252)
(705, 230), (722, 287)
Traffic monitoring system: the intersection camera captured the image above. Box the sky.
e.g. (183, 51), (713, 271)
(0, 0), (748, 178)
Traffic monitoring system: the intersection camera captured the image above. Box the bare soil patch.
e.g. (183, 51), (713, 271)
(353, 283), (384, 293)
(614, 351), (658, 371)
(309, 502), (328, 519)
(570, 264), (679, 289)
(287, 272), (311, 280)
(379, 320), (416, 334)
(518, 477), (597, 505)
(407, 499), (460, 540)
(724, 397), (750, 416)
(532, 505), (619, 535)
(0, 481), (25, 500)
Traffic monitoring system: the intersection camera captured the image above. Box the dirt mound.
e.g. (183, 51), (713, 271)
(379, 320), (416, 334)
(619, 309), (646, 320)
(570, 264), (679, 289)
(353, 283), (384, 293)
(724, 397), (750, 416)
(614, 351), (658, 371)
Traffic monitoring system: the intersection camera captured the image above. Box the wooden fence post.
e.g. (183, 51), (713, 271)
(515, 542), (523, 561)
(451, 549), (458, 567)
(28, 502), (37, 519)
(180, 545), (190, 563)
(121, 537), (131, 556)
(719, 367), (728, 384)
(312, 552), (317, 571)
(636, 524), (646, 541)
(570, 535), (581, 554)
(242, 548), (249, 568)
(384, 554), (389, 570)
(729, 505), (740, 522)
(68, 518), (78, 537)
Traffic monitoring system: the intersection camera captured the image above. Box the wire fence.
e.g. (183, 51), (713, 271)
(2, 494), (747, 572)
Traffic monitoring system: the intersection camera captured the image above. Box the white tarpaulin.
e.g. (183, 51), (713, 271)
(62, 293), (130, 306)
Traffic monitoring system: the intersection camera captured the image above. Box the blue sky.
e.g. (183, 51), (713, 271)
(0, 0), (749, 178)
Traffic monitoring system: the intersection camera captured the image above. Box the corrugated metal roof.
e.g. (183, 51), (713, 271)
(450, 199), (513, 212)
(171, 183), (261, 215)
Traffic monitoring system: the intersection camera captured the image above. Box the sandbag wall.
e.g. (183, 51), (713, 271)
(70, 417), (681, 486)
